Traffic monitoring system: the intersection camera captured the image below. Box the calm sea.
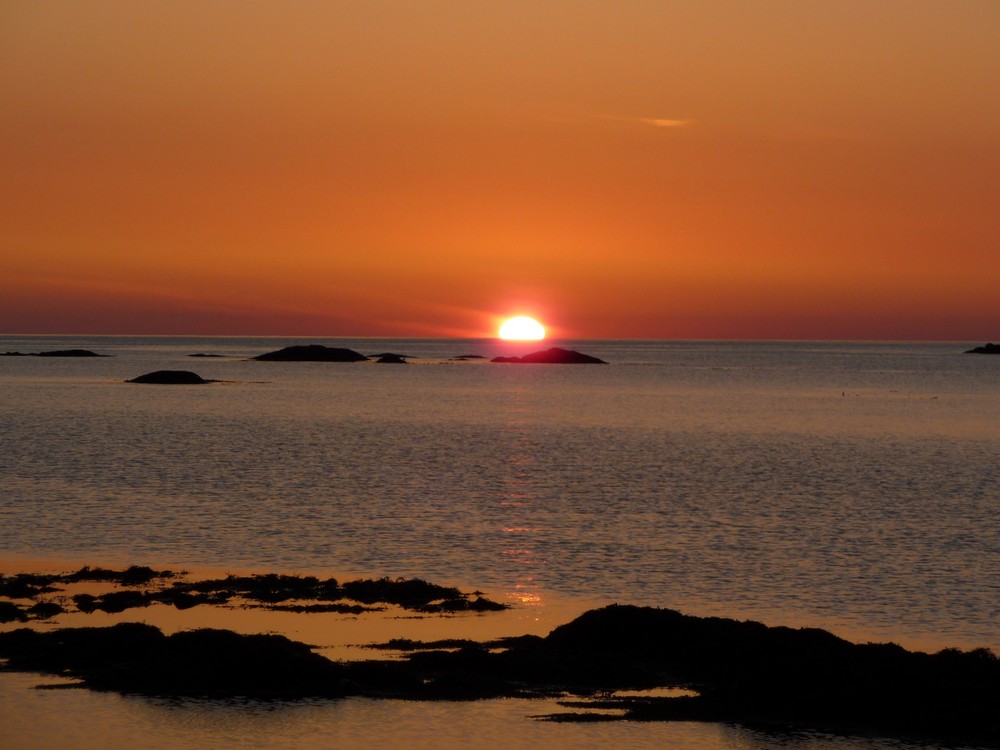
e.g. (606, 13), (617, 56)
(1, 336), (998, 750)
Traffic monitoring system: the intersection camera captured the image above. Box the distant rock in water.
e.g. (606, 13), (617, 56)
(127, 370), (215, 385)
(253, 345), (369, 362)
(375, 354), (408, 364)
(2, 349), (106, 357)
(965, 342), (1000, 354)
(36, 349), (106, 357)
(492, 347), (607, 364)
(188, 353), (224, 358)
(451, 354), (486, 360)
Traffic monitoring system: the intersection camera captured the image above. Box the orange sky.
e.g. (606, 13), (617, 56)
(2, 1), (998, 339)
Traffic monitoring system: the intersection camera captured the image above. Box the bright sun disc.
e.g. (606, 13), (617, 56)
(499, 316), (546, 340)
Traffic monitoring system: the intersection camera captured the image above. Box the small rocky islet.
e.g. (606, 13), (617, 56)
(965, 342), (1000, 354)
(1, 349), (107, 357)
(491, 346), (607, 364)
(253, 345), (370, 362)
(127, 370), (218, 385)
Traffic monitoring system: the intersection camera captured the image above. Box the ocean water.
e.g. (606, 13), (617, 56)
(1, 336), (998, 749)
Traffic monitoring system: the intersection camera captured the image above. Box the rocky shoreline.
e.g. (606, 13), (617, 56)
(1, 567), (997, 747)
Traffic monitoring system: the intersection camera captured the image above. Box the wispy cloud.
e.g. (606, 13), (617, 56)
(592, 114), (697, 130)
(635, 117), (696, 129)
(538, 112), (697, 131)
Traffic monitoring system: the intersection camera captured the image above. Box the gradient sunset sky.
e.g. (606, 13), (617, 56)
(2, 1), (998, 339)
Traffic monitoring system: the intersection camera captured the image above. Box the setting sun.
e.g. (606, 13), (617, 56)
(498, 316), (546, 340)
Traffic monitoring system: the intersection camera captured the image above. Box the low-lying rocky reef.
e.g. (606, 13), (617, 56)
(0, 567), (505, 620)
(2, 574), (996, 747)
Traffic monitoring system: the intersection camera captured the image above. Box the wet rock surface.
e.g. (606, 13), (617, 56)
(253, 345), (368, 362)
(492, 347), (607, 364)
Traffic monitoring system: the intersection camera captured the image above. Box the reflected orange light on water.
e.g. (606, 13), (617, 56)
(508, 589), (543, 607)
(507, 574), (544, 607)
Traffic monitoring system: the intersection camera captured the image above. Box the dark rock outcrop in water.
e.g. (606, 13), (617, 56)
(0, 623), (347, 698)
(0, 568), (506, 617)
(492, 347), (607, 364)
(253, 345), (369, 362)
(965, 342), (1000, 354)
(532, 607), (1000, 738)
(0, 603), (996, 746)
(37, 349), (106, 357)
(2, 349), (106, 357)
(127, 370), (215, 385)
(375, 353), (408, 364)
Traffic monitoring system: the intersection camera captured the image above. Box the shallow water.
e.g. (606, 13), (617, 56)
(1, 336), (998, 749)
(0, 670), (944, 750)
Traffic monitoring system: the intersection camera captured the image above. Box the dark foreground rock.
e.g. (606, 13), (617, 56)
(966, 342), (1000, 354)
(2, 349), (106, 357)
(492, 347), (606, 364)
(0, 604), (996, 745)
(533, 606), (1000, 742)
(0, 623), (348, 698)
(127, 370), (216, 385)
(253, 345), (368, 362)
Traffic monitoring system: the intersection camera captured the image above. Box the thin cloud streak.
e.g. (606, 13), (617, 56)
(591, 114), (697, 130)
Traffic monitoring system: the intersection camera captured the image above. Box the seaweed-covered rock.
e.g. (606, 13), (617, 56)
(492, 347), (606, 364)
(253, 345), (368, 362)
(127, 370), (214, 384)
(65, 565), (174, 585)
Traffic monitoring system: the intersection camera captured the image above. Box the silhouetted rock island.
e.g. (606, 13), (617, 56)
(492, 347), (607, 364)
(965, 342), (1000, 354)
(253, 345), (369, 362)
(2, 349), (106, 357)
(127, 370), (216, 385)
(375, 353), (408, 364)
